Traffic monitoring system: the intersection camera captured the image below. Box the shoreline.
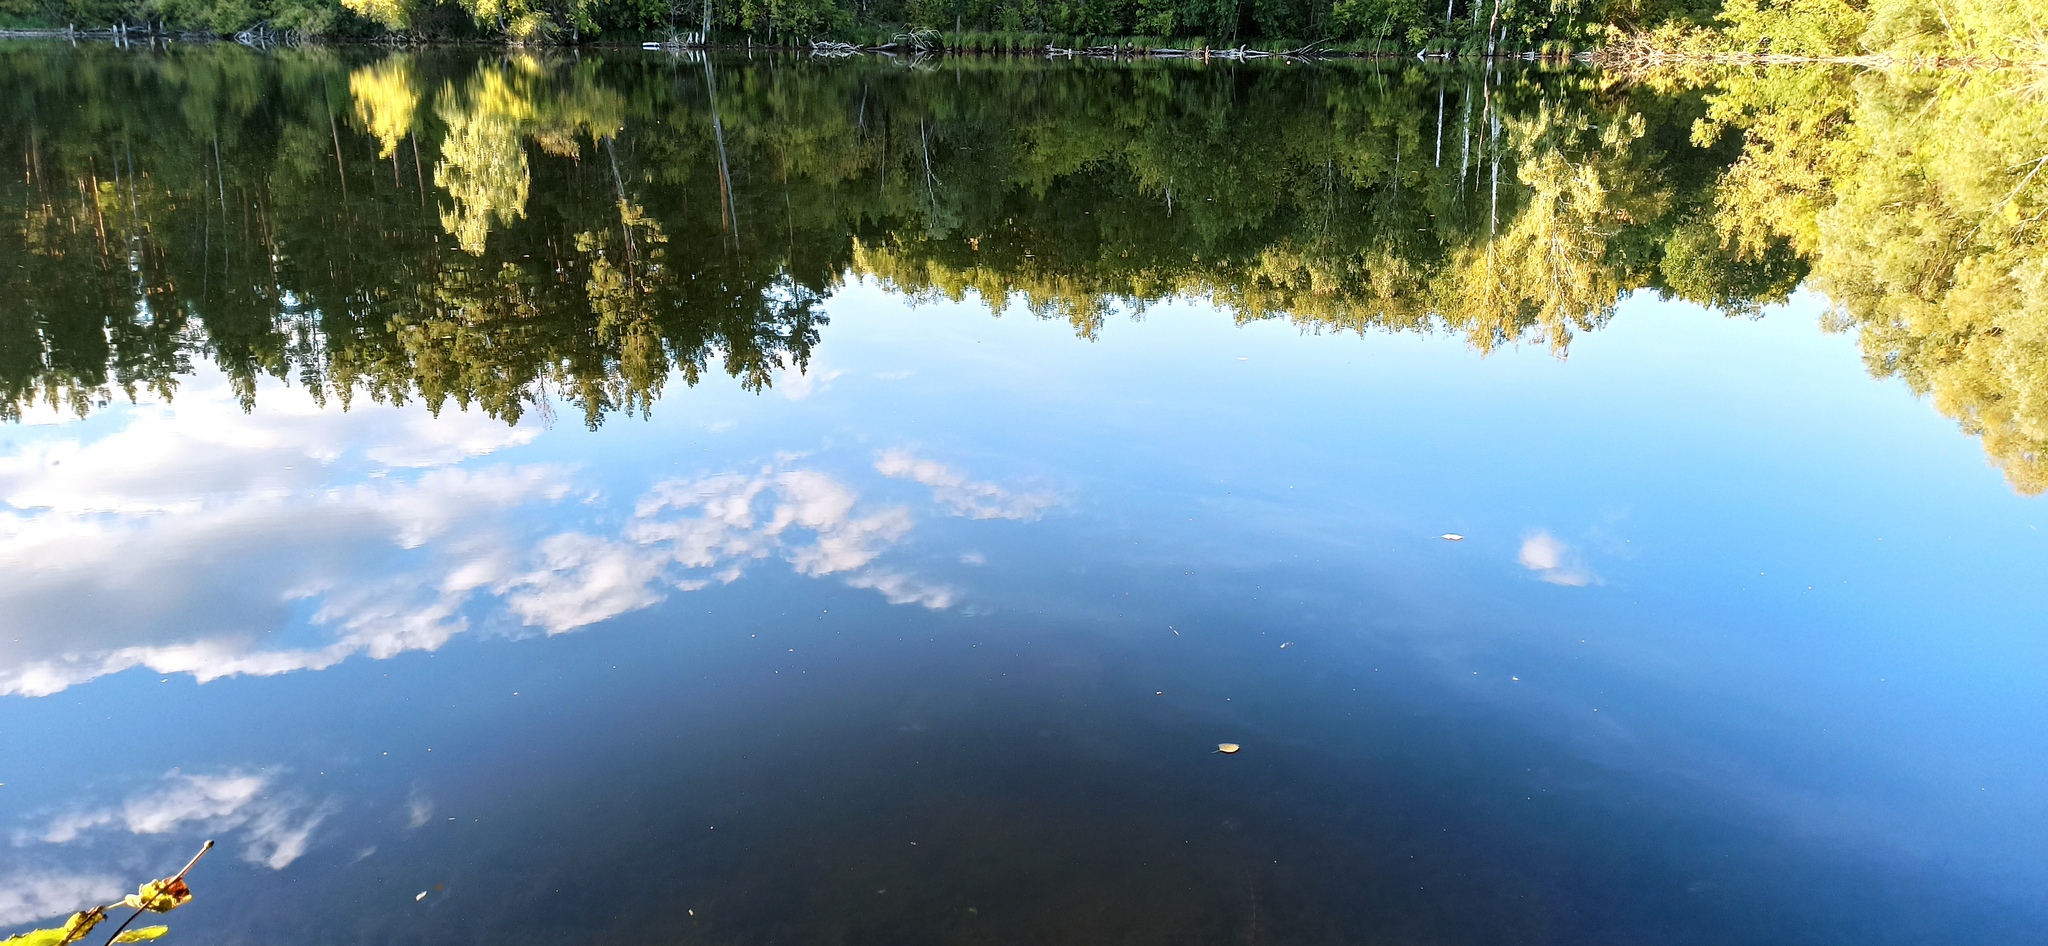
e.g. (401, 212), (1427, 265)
(5, 27), (2044, 67)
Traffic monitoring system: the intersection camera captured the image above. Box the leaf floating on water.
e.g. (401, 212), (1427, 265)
(112, 927), (170, 943)
(1216, 743), (1241, 754)
(1441, 534), (1465, 541)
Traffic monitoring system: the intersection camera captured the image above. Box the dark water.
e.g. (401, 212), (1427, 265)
(2, 45), (2046, 946)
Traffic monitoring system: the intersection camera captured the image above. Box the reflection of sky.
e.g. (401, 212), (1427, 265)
(0, 371), (1053, 698)
(3, 283), (2045, 941)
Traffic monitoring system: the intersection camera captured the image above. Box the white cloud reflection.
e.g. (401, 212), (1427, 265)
(499, 466), (949, 633)
(1519, 531), (1598, 587)
(875, 449), (1058, 520)
(0, 377), (1012, 698)
(0, 871), (124, 928)
(23, 772), (330, 871)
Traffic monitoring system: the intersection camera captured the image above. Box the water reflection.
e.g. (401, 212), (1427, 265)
(3, 285), (2045, 945)
(5, 47), (2045, 491)
(0, 366), (1051, 696)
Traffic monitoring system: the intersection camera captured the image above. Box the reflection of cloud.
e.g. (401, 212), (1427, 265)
(875, 449), (1058, 520)
(0, 871), (124, 927)
(0, 375), (1032, 696)
(1519, 532), (1597, 587)
(0, 463), (568, 697)
(493, 462), (975, 632)
(241, 800), (332, 870)
(115, 773), (267, 837)
(504, 532), (670, 632)
(29, 772), (330, 871)
(776, 365), (845, 401)
(406, 793), (435, 830)
(846, 570), (955, 608)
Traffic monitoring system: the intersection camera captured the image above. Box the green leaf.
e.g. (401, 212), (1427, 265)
(112, 926), (170, 943)
(0, 928), (68, 946)
(4, 908), (108, 946)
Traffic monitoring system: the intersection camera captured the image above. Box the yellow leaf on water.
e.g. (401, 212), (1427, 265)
(113, 927), (170, 944)
(1216, 743), (1241, 754)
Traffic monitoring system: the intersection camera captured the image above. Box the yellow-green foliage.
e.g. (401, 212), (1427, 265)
(1709, 67), (2048, 490)
(1714, 0), (2048, 58)
(427, 56), (624, 253)
(350, 57), (420, 156)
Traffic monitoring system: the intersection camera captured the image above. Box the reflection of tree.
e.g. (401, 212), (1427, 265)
(1430, 105), (1652, 353)
(350, 57), (420, 160)
(1705, 67), (2048, 492)
(578, 195), (674, 417)
(435, 82), (534, 254)
(429, 57), (624, 255)
(849, 69), (1735, 356)
(9, 48), (2048, 494)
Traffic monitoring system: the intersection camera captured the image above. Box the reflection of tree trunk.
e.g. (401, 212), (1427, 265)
(919, 118), (938, 209)
(87, 158), (107, 261)
(202, 143), (211, 304)
(410, 133), (425, 205)
(605, 136), (637, 264)
(1434, 83), (1444, 167)
(1457, 80), (1471, 185)
(704, 59), (737, 249)
(124, 140), (140, 243)
(328, 103), (348, 202)
(215, 137), (230, 279)
(1488, 82), (1500, 236)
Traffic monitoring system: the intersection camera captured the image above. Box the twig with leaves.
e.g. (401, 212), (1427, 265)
(1, 841), (213, 946)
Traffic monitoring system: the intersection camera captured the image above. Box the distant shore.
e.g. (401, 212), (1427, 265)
(5, 25), (2044, 67)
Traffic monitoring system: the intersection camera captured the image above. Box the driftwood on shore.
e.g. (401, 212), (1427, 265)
(0, 19), (303, 46)
(0, 22), (188, 44)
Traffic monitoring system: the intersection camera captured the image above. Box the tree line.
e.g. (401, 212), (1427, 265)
(1, 47), (2043, 490)
(15, 0), (2038, 63)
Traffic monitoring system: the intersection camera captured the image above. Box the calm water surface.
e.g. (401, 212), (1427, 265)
(1, 45), (2045, 946)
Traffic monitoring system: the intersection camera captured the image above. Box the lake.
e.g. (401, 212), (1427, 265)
(1, 44), (2045, 946)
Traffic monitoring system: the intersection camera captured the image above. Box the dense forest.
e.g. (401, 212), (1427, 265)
(0, 47), (2044, 492)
